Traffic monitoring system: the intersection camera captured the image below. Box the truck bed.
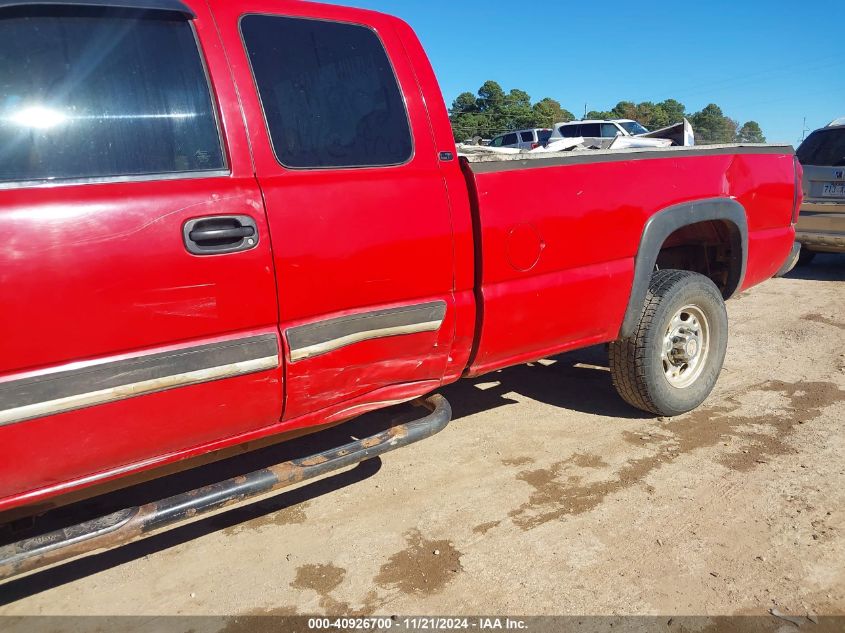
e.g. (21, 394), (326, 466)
(460, 142), (789, 165)
(461, 143), (797, 375)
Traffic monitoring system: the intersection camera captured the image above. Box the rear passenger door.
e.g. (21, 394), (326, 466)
(211, 0), (457, 424)
(0, 1), (282, 508)
(520, 131), (533, 149)
(501, 132), (519, 148)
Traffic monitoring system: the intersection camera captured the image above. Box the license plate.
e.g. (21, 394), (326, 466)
(822, 183), (845, 197)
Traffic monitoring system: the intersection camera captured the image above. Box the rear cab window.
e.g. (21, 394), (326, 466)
(240, 14), (413, 169)
(0, 5), (225, 185)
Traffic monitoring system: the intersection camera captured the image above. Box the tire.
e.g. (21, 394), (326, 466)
(609, 270), (728, 416)
(797, 248), (816, 266)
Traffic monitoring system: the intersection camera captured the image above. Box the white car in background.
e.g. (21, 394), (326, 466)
(548, 119), (649, 147)
(547, 118), (694, 149)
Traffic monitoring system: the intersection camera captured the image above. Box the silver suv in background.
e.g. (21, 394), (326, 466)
(796, 119), (845, 264)
(489, 128), (552, 150)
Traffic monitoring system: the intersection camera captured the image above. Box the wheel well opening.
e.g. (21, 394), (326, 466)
(655, 220), (741, 297)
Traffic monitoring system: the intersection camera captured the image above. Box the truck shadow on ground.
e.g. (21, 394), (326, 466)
(785, 252), (845, 281)
(443, 344), (652, 422)
(0, 345), (645, 603)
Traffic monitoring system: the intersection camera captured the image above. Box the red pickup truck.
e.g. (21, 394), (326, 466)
(0, 0), (801, 579)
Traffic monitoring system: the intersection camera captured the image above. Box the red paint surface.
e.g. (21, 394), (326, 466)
(465, 151), (796, 375)
(0, 0), (798, 515)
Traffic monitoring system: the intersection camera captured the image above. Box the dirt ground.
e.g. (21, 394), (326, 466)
(1, 254), (844, 620)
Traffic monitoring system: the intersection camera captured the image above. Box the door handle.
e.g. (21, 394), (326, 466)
(183, 215), (259, 255)
(189, 226), (255, 243)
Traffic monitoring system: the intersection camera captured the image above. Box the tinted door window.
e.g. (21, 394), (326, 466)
(600, 123), (621, 138)
(559, 124), (581, 138)
(490, 136), (504, 147)
(502, 133), (519, 146)
(580, 123), (601, 137)
(520, 131), (534, 142)
(797, 129), (845, 166)
(0, 7), (224, 183)
(241, 15), (412, 169)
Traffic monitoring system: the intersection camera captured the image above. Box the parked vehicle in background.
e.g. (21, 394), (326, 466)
(0, 0), (801, 581)
(489, 128), (552, 150)
(549, 119), (648, 147)
(795, 119), (845, 264)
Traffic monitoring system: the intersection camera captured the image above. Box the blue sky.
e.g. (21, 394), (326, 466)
(332, 0), (843, 145)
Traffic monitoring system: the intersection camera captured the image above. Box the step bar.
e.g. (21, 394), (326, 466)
(0, 394), (451, 583)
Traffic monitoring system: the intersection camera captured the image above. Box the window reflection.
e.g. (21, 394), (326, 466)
(5, 106), (69, 129)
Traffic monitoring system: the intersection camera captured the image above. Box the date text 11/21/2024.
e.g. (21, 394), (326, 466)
(306, 617), (529, 630)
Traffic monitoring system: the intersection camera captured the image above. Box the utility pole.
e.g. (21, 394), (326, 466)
(799, 117), (810, 144)
(583, 103), (588, 120)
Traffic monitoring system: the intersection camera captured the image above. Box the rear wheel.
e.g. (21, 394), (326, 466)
(609, 270), (728, 416)
(797, 248), (816, 266)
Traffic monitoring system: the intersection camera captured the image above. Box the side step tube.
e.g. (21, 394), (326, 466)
(0, 394), (451, 583)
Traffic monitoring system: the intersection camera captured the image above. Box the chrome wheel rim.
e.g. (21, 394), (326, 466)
(661, 305), (710, 389)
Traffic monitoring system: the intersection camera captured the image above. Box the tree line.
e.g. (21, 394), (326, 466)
(450, 80), (766, 145)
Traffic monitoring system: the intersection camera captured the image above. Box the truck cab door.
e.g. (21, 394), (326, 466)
(211, 0), (457, 426)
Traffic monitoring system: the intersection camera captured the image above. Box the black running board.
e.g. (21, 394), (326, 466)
(0, 394), (451, 582)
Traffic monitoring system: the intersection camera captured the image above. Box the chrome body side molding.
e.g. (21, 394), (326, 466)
(0, 334), (279, 426)
(287, 301), (447, 362)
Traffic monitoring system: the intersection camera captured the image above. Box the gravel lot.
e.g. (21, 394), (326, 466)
(1, 254), (843, 620)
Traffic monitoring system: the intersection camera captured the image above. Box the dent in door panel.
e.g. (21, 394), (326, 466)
(282, 301), (450, 420)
